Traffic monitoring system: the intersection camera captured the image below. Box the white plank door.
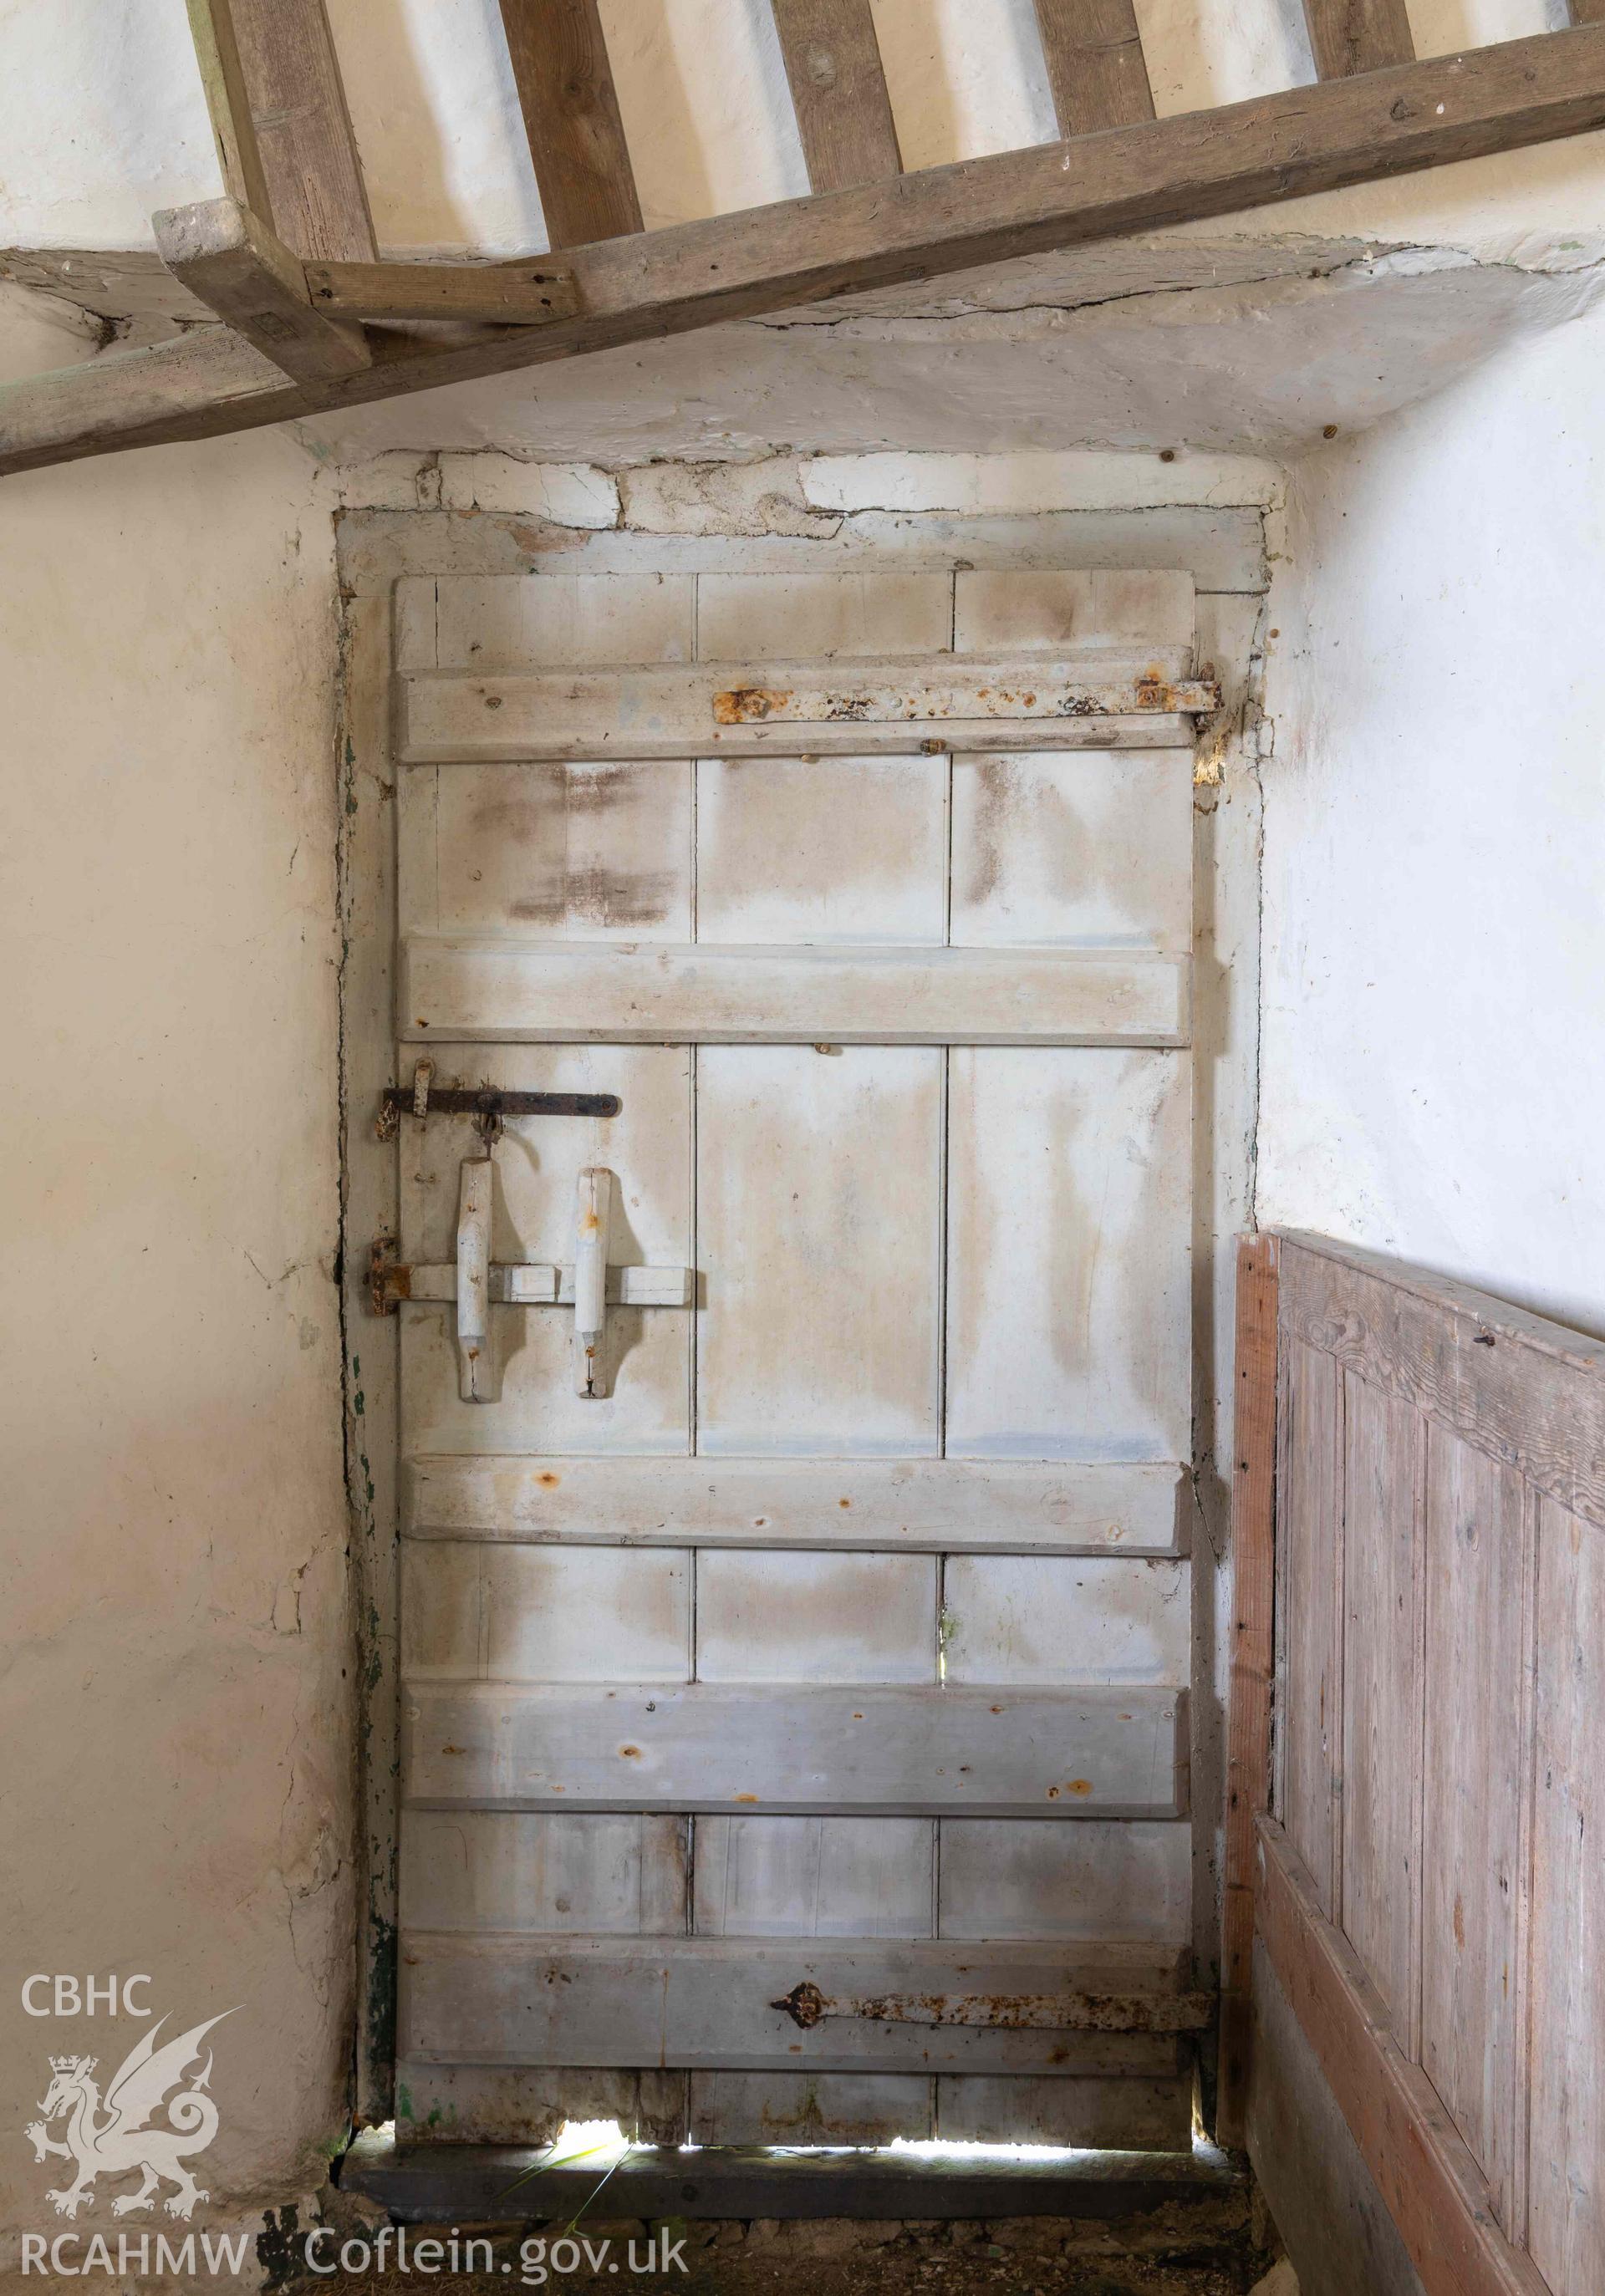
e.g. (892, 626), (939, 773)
(391, 568), (1200, 2150)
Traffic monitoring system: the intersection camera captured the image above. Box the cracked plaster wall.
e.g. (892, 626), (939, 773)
(0, 429), (351, 2261)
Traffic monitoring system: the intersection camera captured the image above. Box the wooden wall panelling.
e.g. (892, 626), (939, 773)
(1256, 1815), (1551, 2296)
(1526, 1495), (1605, 2296)
(1275, 1336), (1344, 1913)
(770, 0), (903, 191)
(1338, 1370), (1426, 2048)
(1219, 1231), (1278, 2146)
(1419, 1430), (1530, 2229)
(1276, 1231), (1605, 1539)
(497, 0), (643, 247)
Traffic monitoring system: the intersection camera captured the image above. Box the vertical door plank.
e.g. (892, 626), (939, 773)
(1031, 0), (1155, 137)
(434, 575), (695, 672)
(432, 761), (693, 940)
(696, 1045), (944, 1457)
(189, 0), (377, 260)
(1339, 1371), (1425, 2039)
(1301, 0), (1415, 79)
(690, 1811), (934, 2142)
(696, 757), (947, 947)
(1419, 1429), (1527, 2222)
(499, 0), (644, 247)
(942, 1555), (1190, 1685)
(482, 1545), (692, 1682)
(770, 0), (902, 191)
(693, 1815), (934, 1937)
(400, 1810), (688, 1932)
(950, 750), (1193, 955)
(1276, 1336), (1343, 1915)
(1526, 1498), (1605, 2296)
(695, 1550), (939, 1683)
(695, 572), (950, 662)
(938, 1819), (1190, 1943)
(945, 1048), (1191, 1462)
(1219, 1230), (1278, 2144)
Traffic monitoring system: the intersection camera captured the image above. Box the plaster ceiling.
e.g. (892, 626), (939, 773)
(4, 227), (1603, 465)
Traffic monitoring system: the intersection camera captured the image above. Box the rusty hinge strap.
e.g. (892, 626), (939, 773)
(770, 1980), (1214, 2034)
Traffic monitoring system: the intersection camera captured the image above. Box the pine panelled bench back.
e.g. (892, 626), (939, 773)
(1240, 1231), (1602, 2296)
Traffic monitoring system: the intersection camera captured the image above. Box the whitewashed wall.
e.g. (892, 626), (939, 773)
(0, 432), (349, 2250)
(1259, 300), (1605, 1337)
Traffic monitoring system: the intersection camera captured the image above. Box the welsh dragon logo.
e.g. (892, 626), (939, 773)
(24, 2012), (233, 2221)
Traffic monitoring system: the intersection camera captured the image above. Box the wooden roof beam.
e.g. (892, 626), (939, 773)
(152, 198), (371, 384)
(7, 24), (1605, 476)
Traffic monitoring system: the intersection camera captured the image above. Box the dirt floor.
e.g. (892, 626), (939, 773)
(273, 2200), (1280, 2296)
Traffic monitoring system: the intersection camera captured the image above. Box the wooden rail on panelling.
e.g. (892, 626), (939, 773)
(10, 21), (1605, 469)
(1246, 1229), (1605, 2296)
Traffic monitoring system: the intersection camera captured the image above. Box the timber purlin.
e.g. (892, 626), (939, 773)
(1233, 1229), (1605, 2296)
(12, 20), (1605, 470)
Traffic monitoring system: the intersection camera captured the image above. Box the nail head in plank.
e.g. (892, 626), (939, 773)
(19, 26), (1605, 473)
(403, 1456), (1190, 1554)
(152, 199), (370, 384)
(498, 0), (644, 248)
(399, 939), (1190, 1048)
(403, 1682), (1189, 1815)
(771, 0), (903, 192)
(1032, 0), (1155, 136)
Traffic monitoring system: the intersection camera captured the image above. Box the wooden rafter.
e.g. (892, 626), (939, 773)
(1032, 0), (1155, 137)
(186, 0), (376, 261)
(498, 0), (643, 247)
(771, 0), (903, 192)
(8, 24), (1605, 474)
(1301, 0), (1415, 81)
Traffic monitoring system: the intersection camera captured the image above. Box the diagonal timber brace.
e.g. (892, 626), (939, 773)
(7, 25), (1605, 474)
